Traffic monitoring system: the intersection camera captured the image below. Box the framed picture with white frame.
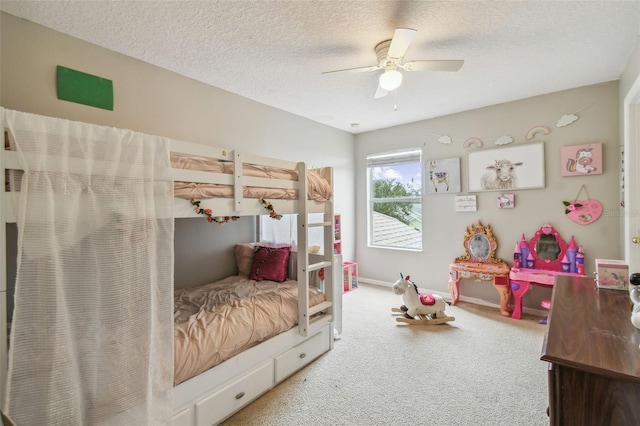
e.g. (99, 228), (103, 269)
(425, 157), (461, 194)
(468, 142), (545, 192)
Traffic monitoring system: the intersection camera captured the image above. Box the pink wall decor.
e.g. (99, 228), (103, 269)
(563, 185), (602, 225)
(497, 193), (514, 208)
(561, 142), (603, 176)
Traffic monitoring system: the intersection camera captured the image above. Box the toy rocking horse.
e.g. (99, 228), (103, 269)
(391, 273), (455, 325)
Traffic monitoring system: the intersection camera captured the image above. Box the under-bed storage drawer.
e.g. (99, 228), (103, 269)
(194, 360), (274, 426)
(274, 326), (330, 383)
(172, 406), (192, 426)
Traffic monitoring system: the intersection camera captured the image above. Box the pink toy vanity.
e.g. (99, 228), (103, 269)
(509, 223), (586, 319)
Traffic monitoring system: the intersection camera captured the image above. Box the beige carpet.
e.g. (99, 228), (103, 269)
(222, 284), (549, 426)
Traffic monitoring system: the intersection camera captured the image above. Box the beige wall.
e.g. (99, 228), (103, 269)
(355, 82), (622, 310)
(3, 12), (638, 310)
(0, 13), (356, 287)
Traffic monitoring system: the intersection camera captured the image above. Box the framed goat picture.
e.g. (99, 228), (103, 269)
(425, 157), (461, 194)
(467, 142), (545, 192)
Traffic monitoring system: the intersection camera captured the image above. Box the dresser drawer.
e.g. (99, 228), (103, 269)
(274, 326), (330, 383)
(194, 360), (274, 426)
(172, 406), (193, 426)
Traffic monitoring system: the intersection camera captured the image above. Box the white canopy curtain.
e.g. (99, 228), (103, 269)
(2, 108), (174, 425)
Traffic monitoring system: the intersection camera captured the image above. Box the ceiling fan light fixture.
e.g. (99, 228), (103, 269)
(379, 69), (403, 91)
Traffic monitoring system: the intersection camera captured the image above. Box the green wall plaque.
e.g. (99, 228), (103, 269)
(56, 65), (113, 111)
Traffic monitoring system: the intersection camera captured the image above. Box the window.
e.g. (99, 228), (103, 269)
(367, 149), (422, 250)
(258, 213), (326, 252)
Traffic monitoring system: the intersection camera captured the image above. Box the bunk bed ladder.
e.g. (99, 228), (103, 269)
(233, 150), (243, 212)
(296, 163), (334, 337)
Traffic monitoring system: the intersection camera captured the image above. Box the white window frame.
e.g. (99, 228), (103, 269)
(366, 148), (423, 251)
(258, 213), (326, 252)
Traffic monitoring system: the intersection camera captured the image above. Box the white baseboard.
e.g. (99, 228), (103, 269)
(358, 277), (548, 319)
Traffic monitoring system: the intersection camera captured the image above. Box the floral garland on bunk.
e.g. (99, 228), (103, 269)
(191, 199), (239, 224)
(190, 198), (282, 224)
(259, 198), (282, 220)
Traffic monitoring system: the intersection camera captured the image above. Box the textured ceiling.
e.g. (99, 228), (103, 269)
(2, 1), (639, 134)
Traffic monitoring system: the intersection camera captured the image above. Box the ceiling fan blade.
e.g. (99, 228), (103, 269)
(403, 60), (464, 72)
(374, 85), (388, 99)
(322, 65), (380, 75)
(387, 28), (417, 59)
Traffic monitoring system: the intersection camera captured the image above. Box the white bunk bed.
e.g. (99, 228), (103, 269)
(169, 140), (339, 425)
(1, 113), (339, 425)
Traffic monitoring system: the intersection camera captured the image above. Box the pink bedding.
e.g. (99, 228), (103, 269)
(171, 153), (332, 201)
(5, 151), (332, 201)
(173, 275), (326, 386)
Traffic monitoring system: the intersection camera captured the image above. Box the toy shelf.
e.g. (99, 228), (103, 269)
(343, 261), (358, 293)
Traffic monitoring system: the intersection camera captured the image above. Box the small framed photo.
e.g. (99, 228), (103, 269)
(468, 142), (545, 192)
(560, 142), (603, 176)
(425, 157), (461, 194)
(497, 193), (514, 209)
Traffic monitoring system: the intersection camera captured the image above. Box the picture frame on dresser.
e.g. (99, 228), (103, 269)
(595, 259), (629, 290)
(468, 142), (545, 192)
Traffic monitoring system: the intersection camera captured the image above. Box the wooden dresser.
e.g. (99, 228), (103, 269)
(541, 276), (640, 425)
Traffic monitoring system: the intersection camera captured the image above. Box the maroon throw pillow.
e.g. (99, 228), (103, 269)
(250, 246), (291, 282)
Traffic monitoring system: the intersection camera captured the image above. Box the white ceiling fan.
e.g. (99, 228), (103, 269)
(322, 28), (464, 98)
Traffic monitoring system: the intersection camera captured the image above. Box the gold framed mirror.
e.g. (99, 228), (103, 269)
(456, 221), (505, 264)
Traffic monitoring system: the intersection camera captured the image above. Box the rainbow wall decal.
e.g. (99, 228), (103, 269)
(463, 137), (483, 148)
(525, 125), (551, 140)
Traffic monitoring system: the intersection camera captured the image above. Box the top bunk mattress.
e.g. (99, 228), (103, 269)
(3, 126), (333, 220)
(171, 152), (332, 202)
(3, 138), (332, 202)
